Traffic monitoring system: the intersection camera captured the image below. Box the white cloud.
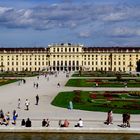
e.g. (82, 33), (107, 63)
(109, 27), (140, 37)
(102, 12), (127, 21)
(0, 7), (13, 14)
(0, 2), (140, 35)
(79, 31), (91, 38)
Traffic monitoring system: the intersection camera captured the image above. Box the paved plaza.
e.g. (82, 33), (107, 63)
(0, 72), (140, 132)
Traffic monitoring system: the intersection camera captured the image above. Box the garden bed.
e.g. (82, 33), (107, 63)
(66, 79), (140, 87)
(72, 71), (138, 77)
(51, 91), (140, 114)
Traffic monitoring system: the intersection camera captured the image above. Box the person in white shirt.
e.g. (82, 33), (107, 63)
(25, 99), (30, 110)
(75, 118), (83, 127)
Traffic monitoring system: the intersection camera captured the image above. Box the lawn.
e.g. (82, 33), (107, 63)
(65, 79), (140, 87)
(0, 79), (20, 86)
(0, 71), (39, 77)
(51, 91), (140, 114)
(72, 71), (138, 77)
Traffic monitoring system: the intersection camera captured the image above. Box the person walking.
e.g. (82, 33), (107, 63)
(35, 94), (39, 105)
(18, 98), (21, 109)
(122, 113), (127, 127)
(105, 110), (113, 125)
(36, 83), (39, 89)
(126, 113), (130, 127)
(57, 83), (60, 87)
(25, 99), (30, 110)
(33, 82), (36, 88)
(12, 110), (18, 125)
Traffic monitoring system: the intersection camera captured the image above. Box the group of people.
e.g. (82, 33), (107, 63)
(21, 118), (32, 127)
(18, 98), (30, 110)
(18, 79), (26, 86)
(42, 119), (50, 127)
(33, 82), (39, 89)
(0, 109), (131, 128)
(58, 118), (83, 128)
(17, 94), (39, 111)
(0, 109), (18, 126)
(104, 110), (131, 128)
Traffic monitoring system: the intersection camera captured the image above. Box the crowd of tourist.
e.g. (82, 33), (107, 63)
(0, 72), (132, 129)
(0, 109), (131, 128)
(104, 110), (131, 128)
(0, 109), (18, 126)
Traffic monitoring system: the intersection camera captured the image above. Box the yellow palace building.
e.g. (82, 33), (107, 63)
(0, 43), (140, 72)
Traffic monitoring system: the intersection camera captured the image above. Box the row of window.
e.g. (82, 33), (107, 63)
(53, 47), (79, 53)
(5, 62), (48, 66)
(83, 61), (111, 65)
(84, 54), (139, 57)
(45, 66), (128, 72)
(90, 67), (126, 71)
(53, 61), (79, 66)
(0, 61), (134, 67)
(0, 55), (48, 60)
(83, 61), (129, 66)
(0, 54), (139, 60)
(84, 58), (110, 60)
(3, 67), (42, 71)
(52, 55), (79, 58)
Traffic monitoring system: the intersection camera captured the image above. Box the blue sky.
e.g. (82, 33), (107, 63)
(0, 0), (140, 47)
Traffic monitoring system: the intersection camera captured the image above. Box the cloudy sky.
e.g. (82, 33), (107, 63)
(0, 0), (140, 47)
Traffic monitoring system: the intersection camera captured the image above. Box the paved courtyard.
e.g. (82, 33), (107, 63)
(0, 71), (140, 130)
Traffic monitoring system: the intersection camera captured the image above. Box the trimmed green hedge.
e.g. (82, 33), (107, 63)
(0, 79), (20, 86)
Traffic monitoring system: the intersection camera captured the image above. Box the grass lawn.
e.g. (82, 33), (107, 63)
(0, 71), (39, 77)
(0, 79), (20, 86)
(72, 71), (138, 77)
(65, 79), (140, 87)
(51, 91), (140, 114)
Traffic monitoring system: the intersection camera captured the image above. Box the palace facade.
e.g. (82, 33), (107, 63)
(0, 43), (140, 72)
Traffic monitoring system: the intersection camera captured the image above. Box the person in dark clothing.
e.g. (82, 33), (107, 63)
(35, 94), (39, 105)
(122, 113), (127, 127)
(126, 113), (130, 127)
(36, 83), (39, 89)
(21, 119), (26, 126)
(42, 119), (47, 127)
(25, 118), (32, 127)
(118, 113), (131, 128)
(0, 109), (4, 121)
(42, 119), (50, 127)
